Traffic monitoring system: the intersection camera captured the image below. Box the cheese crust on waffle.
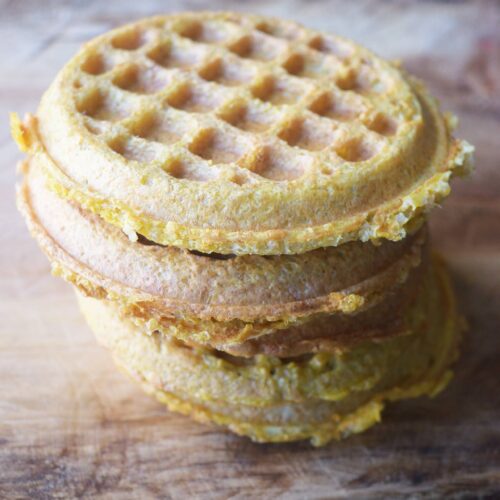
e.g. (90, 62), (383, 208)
(77, 258), (460, 445)
(12, 12), (473, 255)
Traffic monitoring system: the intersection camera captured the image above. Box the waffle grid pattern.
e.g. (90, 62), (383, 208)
(72, 13), (405, 184)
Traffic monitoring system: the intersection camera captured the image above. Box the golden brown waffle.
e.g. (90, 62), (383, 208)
(13, 11), (470, 446)
(18, 159), (427, 354)
(12, 12), (473, 255)
(77, 258), (460, 445)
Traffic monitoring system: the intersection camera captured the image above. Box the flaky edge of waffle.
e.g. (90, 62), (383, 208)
(17, 161), (427, 335)
(77, 257), (454, 407)
(18, 110), (472, 255)
(80, 257), (461, 445)
(11, 11), (474, 255)
(11, 10), (475, 255)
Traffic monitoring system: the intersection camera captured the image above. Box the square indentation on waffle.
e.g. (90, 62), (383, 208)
(217, 99), (280, 133)
(162, 156), (220, 182)
(110, 26), (157, 51)
(277, 115), (337, 151)
(281, 51), (338, 80)
(127, 109), (196, 145)
(243, 143), (314, 181)
(307, 34), (354, 61)
(107, 135), (166, 164)
(362, 111), (399, 137)
(251, 74), (311, 106)
(188, 127), (253, 165)
(227, 32), (287, 61)
(335, 63), (390, 95)
(253, 19), (305, 41)
(308, 91), (364, 122)
(76, 88), (133, 122)
(147, 41), (209, 70)
(111, 63), (175, 94)
(164, 81), (227, 113)
(80, 52), (115, 76)
(170, 17), (237, 45)
(198, 57), (256, 87)
(332, 132), (383, 163)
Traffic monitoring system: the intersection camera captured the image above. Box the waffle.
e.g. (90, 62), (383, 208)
(12, 12), (473, 255)
(77, 257), (460, 445)
(18, 158), (426, 354)
(14, 11), (471, 445)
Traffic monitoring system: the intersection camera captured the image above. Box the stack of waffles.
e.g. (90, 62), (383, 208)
(14, 12), (474, 445)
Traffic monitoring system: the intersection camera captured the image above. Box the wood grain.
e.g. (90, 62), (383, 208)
(1, 1), (499, 498)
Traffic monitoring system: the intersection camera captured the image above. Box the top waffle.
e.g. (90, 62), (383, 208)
(13, 11), (473, 254)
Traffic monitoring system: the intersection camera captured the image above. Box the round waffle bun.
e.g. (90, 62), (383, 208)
(12, 11), (473, 255)
(77, 258), (460, 445)
(19, 159), (427, 355)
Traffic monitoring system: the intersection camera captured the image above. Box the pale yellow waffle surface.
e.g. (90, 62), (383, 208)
(77, 257), (460, 445)
(13, 11), (473, 255)
(18, 159), (426, 354)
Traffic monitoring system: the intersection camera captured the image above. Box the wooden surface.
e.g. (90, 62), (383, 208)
(1, 1), (500, 498)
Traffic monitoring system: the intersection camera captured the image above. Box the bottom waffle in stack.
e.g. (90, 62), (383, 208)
(18, 160), (461, 446)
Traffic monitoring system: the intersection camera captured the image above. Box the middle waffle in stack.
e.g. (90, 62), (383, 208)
(22, 160), (425, 357)
(18, 157), (447, 446)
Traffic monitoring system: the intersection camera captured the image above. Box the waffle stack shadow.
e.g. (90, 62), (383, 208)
(14, 12), (473, 445)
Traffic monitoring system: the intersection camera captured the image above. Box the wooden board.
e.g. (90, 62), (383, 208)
(1, 0), (499, 497)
